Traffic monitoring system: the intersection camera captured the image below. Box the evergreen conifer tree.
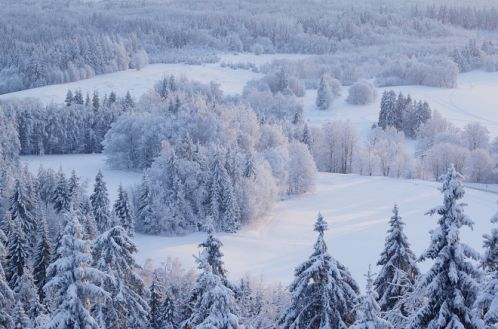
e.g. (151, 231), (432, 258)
(475, 205), (498, 328)
(52, 170), (70, 214)
(316, 75), (332, 111)
(374, 204), (419, 314)
(43, 209), (108, 329)
(148, 271), (164, 329)
(351, 267), (393, 329)
(113, 185), (134, 235)
(280, 213), (359, 328)
(90, 170), (113, 233)
(33, 215), (51, 303)
(407, 165), (483, 329)
(92, 226), (149, 329)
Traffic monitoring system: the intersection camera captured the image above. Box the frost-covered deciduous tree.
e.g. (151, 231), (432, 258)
(347, 80), (376, 105)
(43, 209), (108, 329)
(423, 143), (469, 180)
(90, 170), (113, 233)
(407, 166), (483, 329)
(461, 122), (490, 151)
(92, 226), (149, 329)
(280, 213), (358, 328)
(287, 141), (316, 195)
(465, 148), (495, 183)
(374, 204), (419, 316)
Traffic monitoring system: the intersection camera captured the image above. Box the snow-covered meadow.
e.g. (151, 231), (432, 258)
(22, 154), (497, 287)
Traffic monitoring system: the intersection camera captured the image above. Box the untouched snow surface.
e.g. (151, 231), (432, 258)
(22, 154), (497, 288)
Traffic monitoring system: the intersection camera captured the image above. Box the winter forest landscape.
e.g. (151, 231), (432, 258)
(1, 1), (498, 328)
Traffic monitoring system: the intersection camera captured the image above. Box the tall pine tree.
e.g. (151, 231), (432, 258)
(280, 213), (359, 328)
(407, 165), (483, 329)
(5, 217), (28, 290)
(32, 215), (51, 303)
(52, 170), (70, 214)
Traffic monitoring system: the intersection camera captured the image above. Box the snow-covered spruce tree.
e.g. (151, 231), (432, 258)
(374, 204), (419, 315)
(43, 209), (108, 329)
(407, 165), (483, 329)
(52, 170), (70, 214)
(17, 268), (46, 326)
(180, 224), (239, 325)
(12, 301), (31, 329)
(33, 215), (51, 302)
(181, 256), (240, 329)
(148, 271), (164, 329)
(475, 205), (497, 327)
(92, 226), (149, 329)
(113, 184), (134, 235)
(90, 170), (113, 233)
(0, 237), (14, 329)
(351, 266), (392, 329)
(159, 293), (176, 329)
(67, 170), (80, 204)
(136, 174), (158, 234)
(80, 198), (98, 240)
(378, 90), (397, 130)
(280, 213), (359, 328)
(209, 153), (241, 232)
(316, 75), (332, 111)
(8, 179), (35, 237)
(5, 217), (28, 290)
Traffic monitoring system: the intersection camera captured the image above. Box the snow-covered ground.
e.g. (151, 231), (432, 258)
(21, 154), (497, 288)
(0, 53), (309, 104)
(304, 71), (498, 138)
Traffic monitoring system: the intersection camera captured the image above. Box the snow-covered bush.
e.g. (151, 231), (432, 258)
(346, 80), (376, 105)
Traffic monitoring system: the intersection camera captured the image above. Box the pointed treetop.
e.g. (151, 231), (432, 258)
(314, 212), (328, 235)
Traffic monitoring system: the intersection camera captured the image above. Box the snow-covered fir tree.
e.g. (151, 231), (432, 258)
(209, 153), (241, 232)
(351, 266), (392, 329)
(316, 75), (332, 111)
(159, 293), (176, 329)
(12, 301), (31, 329)
(8, 179), (35, 237)
(407, 165), (483, 329)
(90, 170), (113, 233)
(52, 170), (70, 214)
(92, 226), (149, 329)
(378, 90), (397, 130)
(5, 217), (28, 290)
(374, 204), (419, 315)
(280, 213), (359, 328)
(113, 185), (134, 235)
(181, 255), (240, 329)
(80, 198), (98, 240)
(43, 208), (108, 329)
(0, 235), (14, 329)
(16, 268), (46, 326)
(136, 174), (158, 234)
(148, 271), (164, 329)
(67, 170), (80, 205)
(32, 213), (52, 300)
(475, 204), (498, 328)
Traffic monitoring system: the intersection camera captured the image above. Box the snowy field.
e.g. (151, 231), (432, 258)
(22, 154), (497, 288)
(2, 52), (497, 139)
(0, 53), (309, 104)
(304, 70), (498, 138)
